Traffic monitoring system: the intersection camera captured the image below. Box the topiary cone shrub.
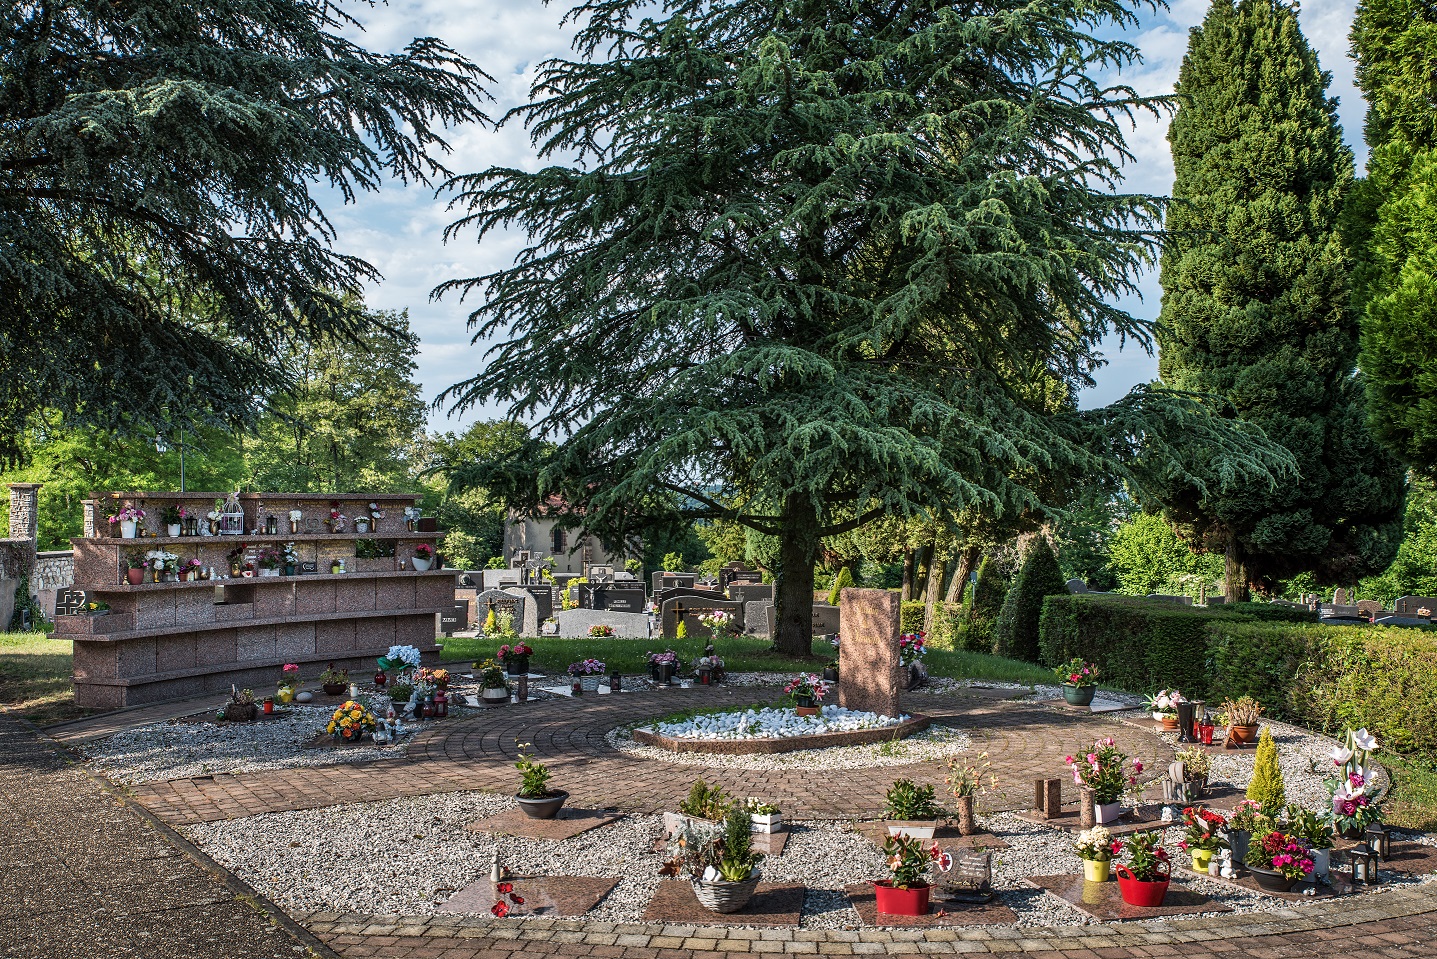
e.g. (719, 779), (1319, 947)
(993, 539), (1068, 663)
(1246, 727), (1286, 810)
(828, 566), (854, 607)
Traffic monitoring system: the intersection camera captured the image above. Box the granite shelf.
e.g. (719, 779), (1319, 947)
(88, 569), (453, 594)
(84, 532), (445, 546)
(61, 605), (451, 644)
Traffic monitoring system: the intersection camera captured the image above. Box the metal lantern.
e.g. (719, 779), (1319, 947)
(1365, 821), (1392, 860)
(609, 671), (622, 693)
(1198, 714), (1216, 746)
(1348, 843), (1380, 885)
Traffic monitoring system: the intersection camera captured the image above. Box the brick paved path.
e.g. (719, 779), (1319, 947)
(129, 685), (1172, 825)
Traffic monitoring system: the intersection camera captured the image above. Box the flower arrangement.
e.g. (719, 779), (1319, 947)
(898, 631), (926, 667)
(1122, 830), (1170, 882)
(414, 543), (434, 561)
(697, 609), (740, 639)
(367, 501), (384, 520)
(279, 663), (300, 690)
(783, 673), (830, 705)
(1054, 657), (1098, 688)
(478, 659), (509, 689)
(567, 658), (606, 676)
(498, 641), (533, 663)
(256, 547), (283, 569)
(1145, 689), (1184, 718)
(144, 549), (179, 572)
(184, 558), (204, 573)
(161, 504), (185, 525)
(1286, 805), (1335, 851)
(207, 500), (224, 523)
(328, 501), (346, 531)
(647, 649), (679, 665)
(588, 624), (616, 638)
(108, 506), (145, 524)
(1179, 807), (1228, 853)
(379, 644), (422, 673)
(1244, 830), (1314, 880)
(1327, 729), (1384, 833)
(1075, 825), (1122, 862)
(1065, 737), (1143, 805)
(288, 509), (302, 523)
(879, 834), (950, 889)
(662, 805), (764, 883)
(945, 752), (997, 799)
(490, 881), (525, 918)
(416, 666), (449, 689)
(326, 700), (377, 741)
(1228, 798), (1273, 835)
(319, 664), (348, 686)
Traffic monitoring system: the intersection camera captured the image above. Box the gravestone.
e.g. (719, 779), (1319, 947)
(654, 586), (728, 609)
(652, 571), (697, 593)
(475, 589), (526, 632)
(744, 602), (773, 637)
(587, 564), (615, 582)
(1322, 604), (1365, 622)
(729, 582), (773, 607)
(440, 600), (470, 637)
(812, 603), (840, 636)
(661, 597), (744, 640)
(1356, 600), (1384, 620)
(836, 587), (901, 718)
(54, 587), (88, 617)
(1334, 587), (1351, 606)
(482, 569), (521, 590)
(1065, 579), (1088, 594)
(580, 584), (647, 613)
(1394, 596), (1437, 617)
(523, 585), (554, 622)
(502, 588), (541, 636)
(1144, 594), (1192, 605)
(554, 608), (650, 639)
(719, 564), (761, 590)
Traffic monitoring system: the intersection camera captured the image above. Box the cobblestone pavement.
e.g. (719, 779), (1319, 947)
(128, 685), (1172, 825)
(0, 712), (325, 959)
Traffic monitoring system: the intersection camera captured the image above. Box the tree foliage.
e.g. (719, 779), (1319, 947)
(1156, 0), (1404, 598)
(960, 557), (1009, 653)
(1107, 512), (1224, 599)
(0, 0), (490, 459)
(437, 0), (1292, 654)
(993, 538), (1069, 663)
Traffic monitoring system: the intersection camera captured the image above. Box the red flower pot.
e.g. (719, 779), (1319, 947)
(872, 880), (931, 916)
(1115, 863), (1170, 907)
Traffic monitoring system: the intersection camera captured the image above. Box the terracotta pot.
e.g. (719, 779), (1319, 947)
(1063, 684), (1096, 707)
(795, 705), (819, 717)
(1115, 863), (1170, 907)
(126, 567), (145, 585)
(1161, 716), (1180, 731)
(872, 880), (930, 916)
(1228, 724), (1258, 746)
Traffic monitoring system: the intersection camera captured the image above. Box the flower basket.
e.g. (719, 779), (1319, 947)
(872, 880), (931, 916)
(693, 875), (761, 913)
(1115, 862), (1170, 907)
(1063, 685), (1096, 707)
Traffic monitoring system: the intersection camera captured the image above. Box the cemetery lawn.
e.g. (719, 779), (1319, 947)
(1383, 754), (1437, 831)
(0, 631), (94, 726)
(439, 633), (1055, 686)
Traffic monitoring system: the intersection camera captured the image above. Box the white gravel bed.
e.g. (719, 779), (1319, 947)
(642, 705), (906, 740)
(605, 722), (971, 770)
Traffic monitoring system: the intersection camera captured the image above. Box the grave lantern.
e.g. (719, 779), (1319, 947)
(1186, 700), (1205, 740)
(1198, 714), (1216, 746)
(1365, 821), (1392, 860)
(1348, 843), (1379, 885)
(609, 670), (622, 694)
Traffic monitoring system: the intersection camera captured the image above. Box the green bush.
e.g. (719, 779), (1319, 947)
(829, 566), (855, 607)
(961, 558), (1007, 653)
(927, 602), (963, 650)
(1247, 727), (1286, 809)
(1221, 602), (1318, 624)
(899, 601), (926, 634)
(993, 539), (1068, 663)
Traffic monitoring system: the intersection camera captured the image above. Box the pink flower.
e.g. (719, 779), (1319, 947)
(1133, 760), (1144, 774)
(1086, 753), (1097, 764)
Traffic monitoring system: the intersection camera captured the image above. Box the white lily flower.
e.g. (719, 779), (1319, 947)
(1352, 728), (1379, 753)
(1330, 746), (1353, 766)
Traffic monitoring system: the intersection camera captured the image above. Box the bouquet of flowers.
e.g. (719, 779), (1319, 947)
(288, 509), (302, 524)
(1244, 830), (1314, 881)
(367, 501), (384, 520)
(257, 547), (283, 570)
(279, 663), (300, 691)
(328, 501), (346, 531)
(498, 641), (533, 663)
(1065, 737), (1143, 805)
(945, 752), (997, 799)
(378, 644), (422, 674)
(588, 624), (616, 638)
(647, 649), (678, 666)
(108, 506), (145, 524)
(326, 700), (377, 741)
(416, 667), (449, 690)
(1074, 825), (1122, 862)
(1327, 727), (1384, 832)
(783, 673), (830, 705)
(567, 658), (606, 676)
(898, 631), (926, 667)
(1054, 657), (1098, 688)
(145, 549), (179, 572)
(1145, 689), (1184, 719)
(698, 608), (740, 639)
(1228, 799), (1274, 835)
(1179, 807), (1228, 853)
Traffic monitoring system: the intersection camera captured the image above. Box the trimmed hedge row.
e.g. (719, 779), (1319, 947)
(900, 600), (964, 650)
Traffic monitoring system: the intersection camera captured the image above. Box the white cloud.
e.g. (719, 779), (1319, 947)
(315, 0), (1365, 421)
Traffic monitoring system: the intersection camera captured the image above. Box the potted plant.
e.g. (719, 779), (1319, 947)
(82, 600), (110, 616)
(320, 663), (348, 696)
(647, 649), (679, 684)
(478, 659), (511, 705)
(1066, 737), (1143, 824)
(161, 504), (184, 537)
(898, 630), (926, 689)
(179, 558), (204, 582)
(568, 657), (607, 693)
(1145, 689), (1184, 729)
(873, 833), (950, 916)
(124, 550), (147, 585)
(668, 779), (733, 836)
(1243, 830), (1314, 893)
(387, 679), (414, 707)
(498, 641), (533, 676)
(220, 687), (258, 722)
(1179, 806), (1228, 873)
(328, 501), (346, 533)
(1220, 695), (1262, 745)
(1286, 805), (1335, 879)
(256, 547), (283, 577)
(1115, 830), (1171, 907)
(1174, 746), (1212, 798)
(1327, 727), (1384, 838)
(1226, 799), (1272, 864)
(515, 740), (568, 818)
(281, 542), (298, 576)
(746, 799), (783, 834)
(822, 659), (839, 683)
(412, 542), (435, 571)
(1075, 826), (1122, 882)
(783, 673), (830, 717)
(883, 779), (943, 839)
(276, 663), (300, 704)
(587, 623), (616, 638)
(110, 505), (145, 539)
(1054, 657), (1099, 707)
(662, 805), (764, 913)
(944, 752), (996, 836)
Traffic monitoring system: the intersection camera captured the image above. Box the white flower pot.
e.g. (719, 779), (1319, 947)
(260, 568), (280, 577)
(120, 520), (137, 539)
(167, 523), (181, 537)
(751, 813), (783, 834)
(1095, 801), (1124, 824)
(885, 822), (938, 840)
(412, 557), (432, 572)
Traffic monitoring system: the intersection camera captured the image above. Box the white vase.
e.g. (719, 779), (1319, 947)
(167, 523), (181, 537)
(412, 557), (432, 572)
(120, 520), (137, 539)
(1095, 801), (1124, 824)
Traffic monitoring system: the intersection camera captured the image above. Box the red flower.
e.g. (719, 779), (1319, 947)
(496, 882), (513, 894)
(509, 894), (525, 905)
(491, 901), (510, 918)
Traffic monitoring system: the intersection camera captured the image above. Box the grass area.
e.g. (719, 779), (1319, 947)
(1381, 754), (1437, 832)
(0, 631), (95, 726)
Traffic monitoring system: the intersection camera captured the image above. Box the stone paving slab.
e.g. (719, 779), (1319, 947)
(465, 807), (621, 840)
(643, 880), (804, 926)
(1025, 874), (1232, 921)
(843, 883), (1018, 927)
(438, 875), (619, 916)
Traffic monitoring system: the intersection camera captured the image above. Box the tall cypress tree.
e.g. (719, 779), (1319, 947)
(1349, 0), (1437, 475)
(1156, 0), (1404, 599)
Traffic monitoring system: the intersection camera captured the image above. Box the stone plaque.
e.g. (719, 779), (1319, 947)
(440, 600), (469, 636)
(299, 561), (318, 575)
(55, 587), (88, 617)
(475, 589), (525, 630)
(811, 603), (840, 635)
(729, 583), (773, 606)
(836, 587), (901, 717)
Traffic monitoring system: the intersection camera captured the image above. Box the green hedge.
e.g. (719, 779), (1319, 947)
(900, 600), (964, 650)
(1220, 602), (1318, 624)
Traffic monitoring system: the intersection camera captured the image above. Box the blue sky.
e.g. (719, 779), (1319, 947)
(327, 0), (1365, 430)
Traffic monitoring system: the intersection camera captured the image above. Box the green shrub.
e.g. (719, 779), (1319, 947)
(1222, 602), (1318, 624)
(1247, 727), (1286, 809)
(828, 566), (855, 607)
(927, 601), (963, 650)
(961, 558), (1007, 653)
(899, 601), (926, 634)
(993, 539), (1068, 663)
